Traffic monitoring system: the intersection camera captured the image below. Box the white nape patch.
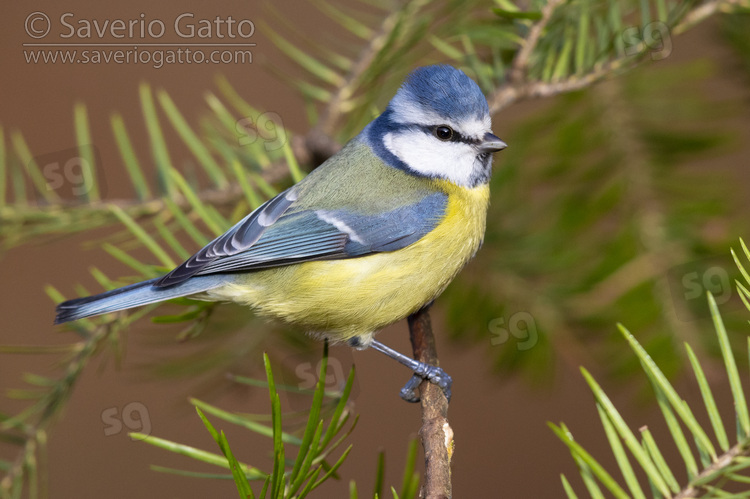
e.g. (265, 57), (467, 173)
(383, 130), (481, 187)
(316, 211), (365, 244)
(389, 94), (491, 140)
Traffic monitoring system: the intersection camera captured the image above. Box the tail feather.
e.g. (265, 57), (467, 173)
(54, 275), (226, 324)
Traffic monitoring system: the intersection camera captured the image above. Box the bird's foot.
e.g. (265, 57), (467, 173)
(399, 365), (452, 403)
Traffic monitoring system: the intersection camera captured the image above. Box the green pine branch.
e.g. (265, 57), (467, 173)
(555, 240), (750, 498)
(130, 344), (420, 499)
(0, 77), (292, 252)
(3, 1), (750, 497)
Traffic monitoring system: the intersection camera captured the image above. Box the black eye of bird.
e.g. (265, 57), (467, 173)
(434, 125), (454, 141)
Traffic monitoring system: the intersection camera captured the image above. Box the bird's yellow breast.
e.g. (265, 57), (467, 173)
(208, 181), (489, 343)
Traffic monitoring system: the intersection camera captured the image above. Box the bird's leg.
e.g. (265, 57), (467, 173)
(368, 339), (452, 403)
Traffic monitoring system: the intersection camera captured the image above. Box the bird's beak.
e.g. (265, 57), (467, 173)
(478, 132), (507, 153)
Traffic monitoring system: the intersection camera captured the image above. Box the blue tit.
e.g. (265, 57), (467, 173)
(55, 64), (506, 402)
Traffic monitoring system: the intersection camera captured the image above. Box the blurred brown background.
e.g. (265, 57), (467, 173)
(1, 1), (749, 498)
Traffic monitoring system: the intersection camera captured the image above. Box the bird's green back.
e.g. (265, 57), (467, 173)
(293, 138), (438, 214)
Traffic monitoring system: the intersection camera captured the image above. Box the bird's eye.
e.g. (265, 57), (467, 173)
(434, 125), (454, 141)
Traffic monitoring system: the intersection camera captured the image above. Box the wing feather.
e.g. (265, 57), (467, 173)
(155, 185), (446, 287)
(155, 187), (298, 287)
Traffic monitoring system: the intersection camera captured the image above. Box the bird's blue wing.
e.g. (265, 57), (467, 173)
(155, 187), (447, 287)
(155, 187), (300, 287)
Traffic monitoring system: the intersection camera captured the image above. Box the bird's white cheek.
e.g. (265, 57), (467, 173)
(383, 132), (476, 187)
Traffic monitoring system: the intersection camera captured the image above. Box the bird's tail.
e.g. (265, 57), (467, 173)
(54, 275), (226, 324)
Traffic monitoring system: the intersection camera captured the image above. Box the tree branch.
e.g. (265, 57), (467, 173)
(675, 440), (750, 498)
(506, 0), (564, 86)
(0, 137), (327, 250)
(488, 0), (743, 114)
(488, 60), (632, 113)
(313, 0), (424, 136)
(408, 306), (453, 499)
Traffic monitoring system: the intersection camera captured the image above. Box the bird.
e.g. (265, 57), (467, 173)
(54, 64), (507, 402)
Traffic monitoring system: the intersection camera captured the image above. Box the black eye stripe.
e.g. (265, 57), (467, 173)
(413, 124), (479, 145)
(391, 122), (482, 146)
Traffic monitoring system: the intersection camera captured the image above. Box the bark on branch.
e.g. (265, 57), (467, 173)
(408, 306), (453, 499)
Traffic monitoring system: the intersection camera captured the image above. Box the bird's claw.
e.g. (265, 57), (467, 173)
(400, 374), (422, 403)
(399, 366), (453, 403)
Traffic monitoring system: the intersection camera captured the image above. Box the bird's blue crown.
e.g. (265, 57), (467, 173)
(362, 64), (497, 187)
(391, 64), (489, 121)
